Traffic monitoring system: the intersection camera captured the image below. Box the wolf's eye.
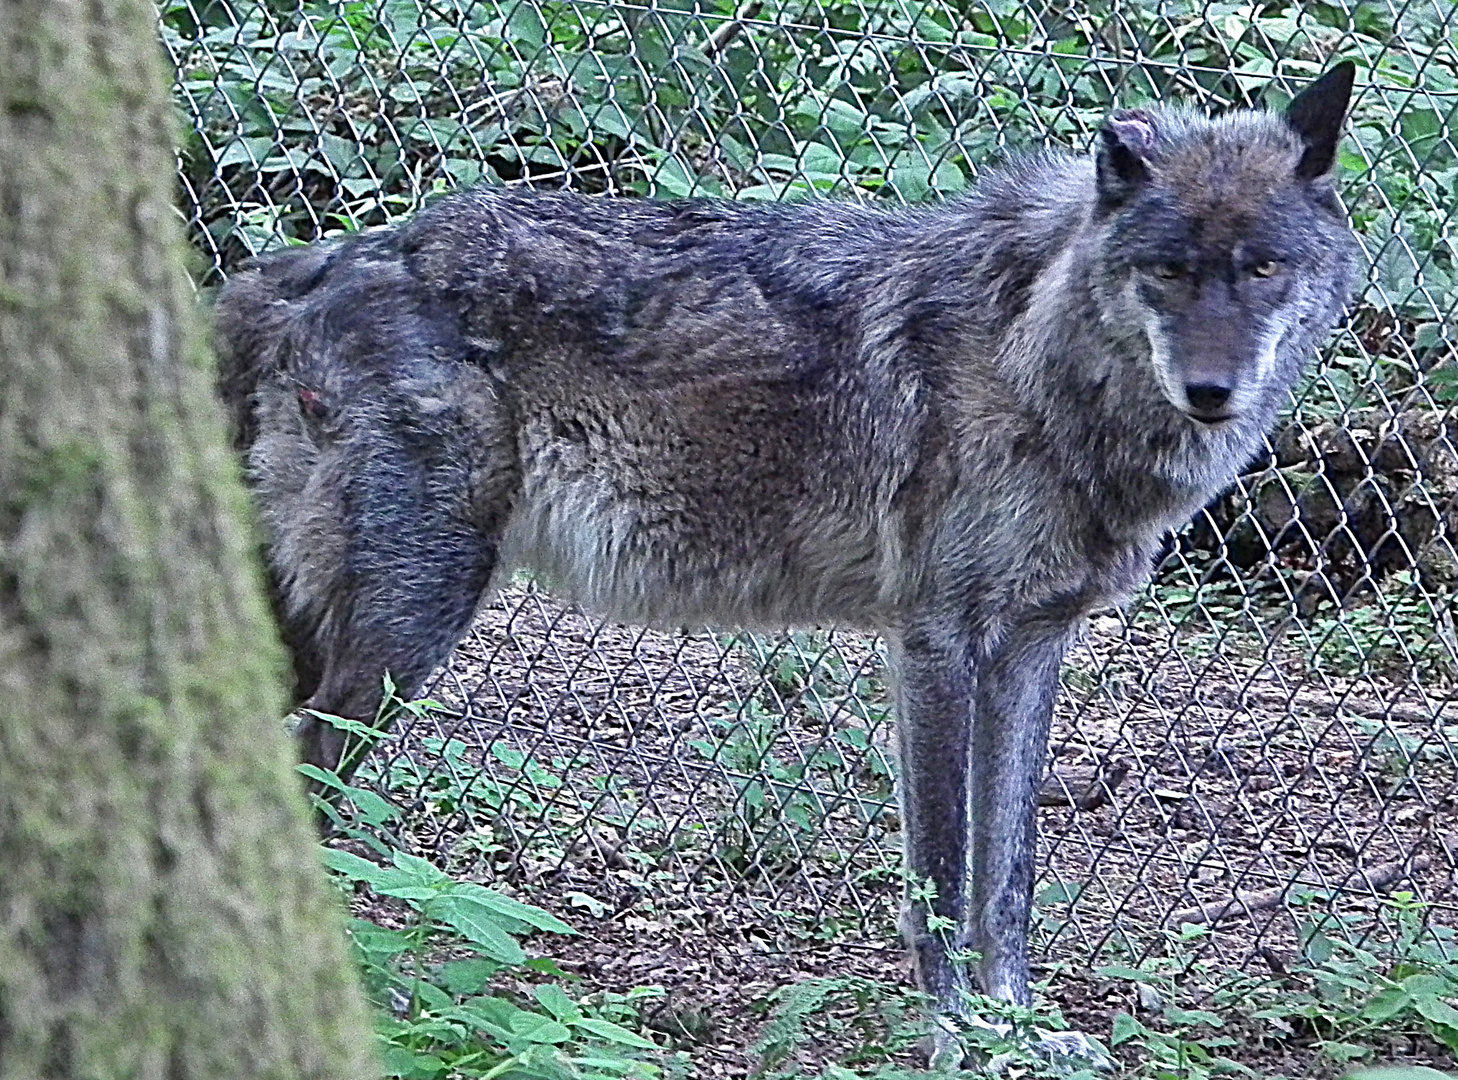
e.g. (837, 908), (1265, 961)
(1151, 263), (1185, 280)
(1250, 260), (1281, 278)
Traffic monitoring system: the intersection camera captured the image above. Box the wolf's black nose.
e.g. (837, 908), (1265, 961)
(1185, 383), (1232, 416)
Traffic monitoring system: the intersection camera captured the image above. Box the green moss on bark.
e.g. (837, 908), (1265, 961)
(0, 3), (379, 1077)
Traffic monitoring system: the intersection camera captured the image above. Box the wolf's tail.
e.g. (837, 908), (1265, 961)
(213, 243), (342, 452)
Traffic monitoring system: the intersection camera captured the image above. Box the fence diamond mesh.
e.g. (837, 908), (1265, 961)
(161, 0), (1456, 1052)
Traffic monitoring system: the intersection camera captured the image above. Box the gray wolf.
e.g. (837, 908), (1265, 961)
(215, 62), (1359, 1032)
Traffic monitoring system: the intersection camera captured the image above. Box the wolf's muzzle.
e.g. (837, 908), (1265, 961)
(1184, 382), (1233, 423)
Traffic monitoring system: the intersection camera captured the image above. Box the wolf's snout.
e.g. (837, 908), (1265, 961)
(1184, 382), (1233, 422)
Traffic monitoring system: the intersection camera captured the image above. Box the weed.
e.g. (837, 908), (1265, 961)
(1302, 574), (1457, 682)
(315, 776), (681, 1079)
(1260, 893), (1458, 1064)
(748, 968), (1117, 1080)
(1093, 896), (1458, 1077)
(752, 976), (934, 1078)
(1098, 942), (1254, 1080)
(303, 680), (1458, 1078)
(688, 632), (895, 882)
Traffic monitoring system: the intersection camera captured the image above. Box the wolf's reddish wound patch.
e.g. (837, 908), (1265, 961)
(299, 388), (328, 418)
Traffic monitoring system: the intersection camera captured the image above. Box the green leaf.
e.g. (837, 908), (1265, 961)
(1412, 993), (1458, 1030)
(819, 99), (871, 143)
(1400, 972), (1449, 998)
(525, 956), (573, 978)
(350, 926), (415, 971)
(798, 141), (850, 176)
(1096, 964), (1157, 983)
(571, 1017), (659, 1049)
(1165, 1007), (1224, 1028)
(393, 850), (450, 885)
(454, 998), (529, 1040)
(1435, 1023), (1458, 1053)
(380, 1045), (446, 1078)
(431, 896), (526, 964)
(303, 709), (384, 741)
(1302, 926), (1336, 965)
(510, 1014), (573, 1044)
(1111, 1011), (1146, 1046)
(647, 154), (697, 197)
(535, 983), (582, 1022)
(299, 763), (348, 792)
(322, 848), (389, 885)
(373, 883), (442, 902)
(437, 958), (500, 996)
(379, 1045), (416, 1077)
(215, 135), (276, 169)
(491, 744), (527, 769)
(450, 883), (576, 935)
(506, 2), (547, 48)
(1317, 1039), (1370, 1063)
(1360, 986), (1411, 1022)
(1036, 882), (1084, 905)
(413, 980), (453, 1012)
(347, 787), (400, 825)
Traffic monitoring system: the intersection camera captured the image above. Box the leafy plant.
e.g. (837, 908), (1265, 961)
(1301, 572), (1457, 681)
(1094, 897), (1458, 1077)
(160, 0), (1458, 326)
(752, 975), (935, 1078)
(321, 794), (677, 1079)
(1261, 893), (1458, 1064)
(689, 631), (894, 881)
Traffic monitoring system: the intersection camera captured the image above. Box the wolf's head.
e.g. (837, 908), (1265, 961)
(1094, 62), (1360, 426)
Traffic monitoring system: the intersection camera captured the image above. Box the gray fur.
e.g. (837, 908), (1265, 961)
(215, 65), (1360, 1017)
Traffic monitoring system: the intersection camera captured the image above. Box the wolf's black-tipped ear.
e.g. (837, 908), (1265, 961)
(1285, 60), (1356, 179)
(1096, 110), (1157, 211)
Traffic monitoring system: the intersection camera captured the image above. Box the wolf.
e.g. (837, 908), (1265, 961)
(215, 62), (1359, 1039)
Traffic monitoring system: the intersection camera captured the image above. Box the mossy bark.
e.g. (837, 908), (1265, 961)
(0, 3), (379, 1077)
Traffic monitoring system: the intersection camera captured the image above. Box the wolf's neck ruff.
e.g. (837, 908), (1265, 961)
(215, 61), (1360, 1048)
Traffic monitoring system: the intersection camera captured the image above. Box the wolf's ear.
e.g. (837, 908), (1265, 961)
(1096, 110), (1157, 211)
(1285, 60), (1356, 179)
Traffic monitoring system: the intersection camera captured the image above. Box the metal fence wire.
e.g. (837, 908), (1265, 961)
(161, 0), (1457, 1006)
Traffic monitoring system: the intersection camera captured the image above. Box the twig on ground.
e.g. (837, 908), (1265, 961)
(1039, 759), (1131, 811)
(1170, 854), (1434, 927)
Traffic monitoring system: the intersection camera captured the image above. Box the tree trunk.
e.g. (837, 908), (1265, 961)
(0, 3), (379, 1077)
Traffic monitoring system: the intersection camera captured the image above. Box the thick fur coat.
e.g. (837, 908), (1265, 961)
(216, 64), (1360, 1027)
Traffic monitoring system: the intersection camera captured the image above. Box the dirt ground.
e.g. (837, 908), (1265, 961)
(348, 583), (1458, 1076)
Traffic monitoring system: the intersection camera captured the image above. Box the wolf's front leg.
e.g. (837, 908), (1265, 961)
(889, 621), (977, 1009)
(964, 620), (1071, 1005)
(893, 616), (1070, 1012)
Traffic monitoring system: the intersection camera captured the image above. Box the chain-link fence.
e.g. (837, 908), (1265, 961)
(161, 0), (1457, 1061)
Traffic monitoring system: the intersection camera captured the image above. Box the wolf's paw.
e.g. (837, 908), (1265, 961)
(924, 1013), (1009, 1071)
(924, 1014), (964, 1071)
(1031, 1028), (1114, 1072)
(923, 1015), (1112, 1075)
